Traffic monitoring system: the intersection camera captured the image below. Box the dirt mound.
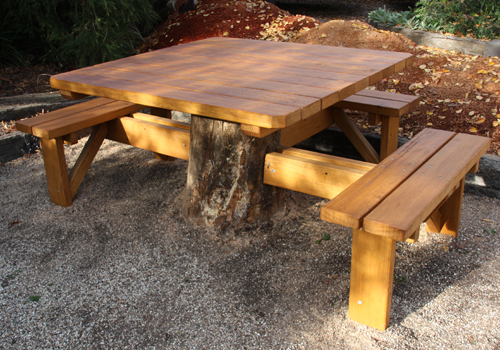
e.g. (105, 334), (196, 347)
(294, 19), (416, 53)
(140, 0), (320, 51)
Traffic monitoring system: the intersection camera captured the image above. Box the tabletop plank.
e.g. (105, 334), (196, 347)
(51, 72), (301, 128)
(51, 38), (414, 127)
(201, 37), (415, 60)
(76, 66), (322, 119)
(101, 58), (340, 98)
(99, 58), (357, 107)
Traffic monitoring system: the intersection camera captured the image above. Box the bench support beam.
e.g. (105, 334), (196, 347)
(68, 124), (108, 198)
(426, 178), (465, 237)
(40, 124), (109, 207)
(349, 229), (396, 331)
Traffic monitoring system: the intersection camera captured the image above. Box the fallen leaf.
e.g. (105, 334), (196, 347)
(438, 115), (446, 119)
(321, 34), (327, 38)
(419, 64), (427, 69)
(482, 218), (494, 222)
(475, 117), (485, 124)
(470, 126), (477, 133)
(8, 221), (20, 228)
(493, 120), (499, 127)
(456, 109), (463, 114)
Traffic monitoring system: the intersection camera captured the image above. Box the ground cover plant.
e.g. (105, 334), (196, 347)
(368, 0), (500, 40)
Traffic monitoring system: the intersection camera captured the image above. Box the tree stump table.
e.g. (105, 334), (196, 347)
(186, 116), (284, 228)
(49, 37), (415, 228)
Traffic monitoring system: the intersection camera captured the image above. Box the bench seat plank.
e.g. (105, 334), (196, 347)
(31, 100), (144, 139)
(363, 133), (490, 240)
(15, 98), (116, 135)
(334, 90), (420, 117)
(320, 129), (456, 229)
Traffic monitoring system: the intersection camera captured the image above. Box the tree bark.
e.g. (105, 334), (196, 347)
(185, 115), (284, 229)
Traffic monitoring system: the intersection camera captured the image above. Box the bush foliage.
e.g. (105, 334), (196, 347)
(368, 0), (500, 40)
(1, 0), (163, 67)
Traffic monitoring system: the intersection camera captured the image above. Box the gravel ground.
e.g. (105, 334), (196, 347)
(1, 138), (500, 349)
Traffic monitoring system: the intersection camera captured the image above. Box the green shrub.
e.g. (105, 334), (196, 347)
(368, 0), (500, 40)
(412, 0), (500, 39)
(0, 0), (161, 68)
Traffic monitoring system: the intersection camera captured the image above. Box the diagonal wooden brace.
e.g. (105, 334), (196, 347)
(331, 107), (380, 164)
(40, 123), (108, 207)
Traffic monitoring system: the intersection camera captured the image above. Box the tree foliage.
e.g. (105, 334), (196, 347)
(1, 0), (162, 67)
(369, 0), (500, 40)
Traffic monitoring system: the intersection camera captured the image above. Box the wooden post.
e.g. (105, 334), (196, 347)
(40, 137), (72, 207)
(380, 116), (400, 160)
(185, 115), (284, 228)
(349, 228), (396, 330)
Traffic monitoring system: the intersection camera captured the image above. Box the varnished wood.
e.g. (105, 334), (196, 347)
(15, 98), (115, 135)
(331, 107), (380, 164)
(278, 147), (375, 172)
(154, 153), (176, 161)
(263, 152), (369, 199)
(280, 107), (335, 147)
(363, 133), (490, 241)
(349, 229), (396, 331)
(335, 90), (420, 118)
(52, 72), (301, 129)
(241, 124), (279, 138)
(68, 124), (108, 198)
(31, 100), (144, 139)
(106, 117), (190, 160)
(405, 229), (420, 243)
(131, 112), (190, 130)
(380, 115), (400, 160)
(40, 138), (72, 207)
(321, 129), (456, 229)
(51, 37), (414, 129)
(150, 108), (172, 118)
(59, 90), (89, 100)
(425, 178), (465, 237)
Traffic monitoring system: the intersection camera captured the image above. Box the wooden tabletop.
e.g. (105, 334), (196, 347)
(50, 37), (414, 129)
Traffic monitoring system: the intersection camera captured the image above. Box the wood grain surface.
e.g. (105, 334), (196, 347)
(50, 38), (414, 128)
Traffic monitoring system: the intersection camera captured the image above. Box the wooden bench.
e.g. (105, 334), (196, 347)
(16, 98), (190, 207)
(334, 89), (421, 160)
(264, 128), (490, 330)
(246, 90), (420, 163)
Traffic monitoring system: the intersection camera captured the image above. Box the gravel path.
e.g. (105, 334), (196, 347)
(1, 139), (500, 349)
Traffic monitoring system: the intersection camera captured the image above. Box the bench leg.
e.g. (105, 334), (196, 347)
(426, 178), (465, 237)
(40, 137), (72, 207)
(380, 116), (400, 160)
(349, 228), (396, 330)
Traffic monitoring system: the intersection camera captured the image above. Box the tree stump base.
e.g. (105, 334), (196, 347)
(185, 115), (284, 229)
